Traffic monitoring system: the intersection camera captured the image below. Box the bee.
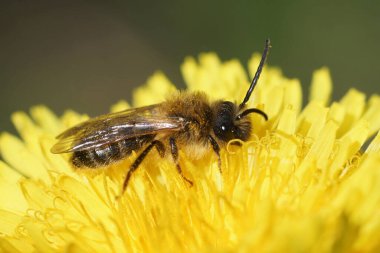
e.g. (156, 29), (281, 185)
(51, 39), (271, 192)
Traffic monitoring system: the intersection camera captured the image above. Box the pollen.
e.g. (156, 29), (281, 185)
(0, 53), (380, 253)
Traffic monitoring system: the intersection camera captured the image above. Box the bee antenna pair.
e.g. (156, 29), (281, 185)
(239, 38), (271, 109)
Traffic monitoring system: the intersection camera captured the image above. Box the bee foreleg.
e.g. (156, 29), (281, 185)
(208, 135), (222, 173)
(122, 140), (164, 192)
(169, 137), (193, 186)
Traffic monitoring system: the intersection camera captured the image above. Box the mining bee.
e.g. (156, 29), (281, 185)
(51, 39), (270, 192)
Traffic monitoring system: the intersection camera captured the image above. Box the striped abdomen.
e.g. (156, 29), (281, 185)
(71, 135), (154, 168)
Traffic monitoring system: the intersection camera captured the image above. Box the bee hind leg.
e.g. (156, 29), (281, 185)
(122, 140), (164, 193)
(155, 140), (165, 158)
(169, 137), (193, 186)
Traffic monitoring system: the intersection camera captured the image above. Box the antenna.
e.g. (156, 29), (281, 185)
(239, 39), (271, 109)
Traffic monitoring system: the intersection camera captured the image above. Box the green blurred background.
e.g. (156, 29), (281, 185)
(1, 0), (379, 133)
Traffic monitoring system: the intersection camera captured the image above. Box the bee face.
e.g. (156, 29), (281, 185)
(212, 101), (251, 142)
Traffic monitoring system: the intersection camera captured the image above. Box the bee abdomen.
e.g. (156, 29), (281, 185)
(72, 142), (122, 168)
(71, 136), (155, 168)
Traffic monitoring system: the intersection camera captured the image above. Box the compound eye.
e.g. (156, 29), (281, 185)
(214, 120), (235, 141)
(220, 123), (233, 133)
(213, 101), (237, 142)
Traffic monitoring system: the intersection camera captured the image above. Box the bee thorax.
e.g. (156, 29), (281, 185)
(182, 141), (210, 160)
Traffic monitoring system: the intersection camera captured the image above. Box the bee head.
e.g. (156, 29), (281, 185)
(213, 39), (270, 143)
(212, 101), (267, 142)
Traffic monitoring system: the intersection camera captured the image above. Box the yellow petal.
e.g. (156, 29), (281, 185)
(309, 67), (332, 105)
(337, 89), (366, 137)
(110, 100), (130, 113)
(0, 161), (27, 212)
(0, 209), (24, 235)
(283, 79), (303, 114)
(360, 95), (380, 136)
(133, 71), (177, 107)
(30, 105), (61, 134)
(182, 53), (247, 101)
(0, 133), (49, 182)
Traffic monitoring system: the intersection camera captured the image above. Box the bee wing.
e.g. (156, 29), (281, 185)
(51, 104), (185, 153)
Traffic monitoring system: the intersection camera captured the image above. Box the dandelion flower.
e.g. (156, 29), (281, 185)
(1, 52), (380, 253)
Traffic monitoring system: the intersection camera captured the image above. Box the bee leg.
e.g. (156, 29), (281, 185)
(155, 141), (165, 158)
(169, 137), (193, 186)
(122, 140), (163, 192)
(208, 135), (222, 173)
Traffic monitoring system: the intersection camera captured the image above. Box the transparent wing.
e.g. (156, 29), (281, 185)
(51, 104), (185, 153)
